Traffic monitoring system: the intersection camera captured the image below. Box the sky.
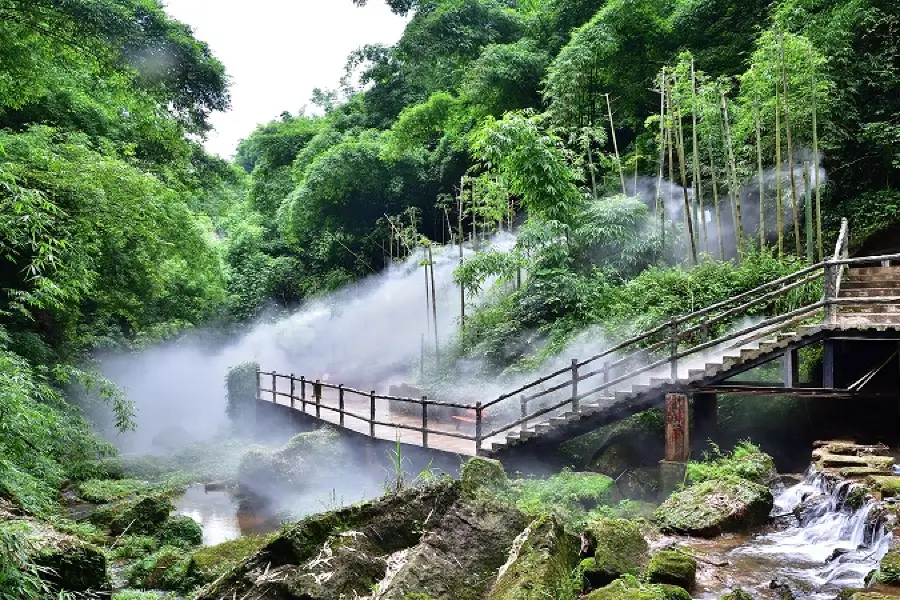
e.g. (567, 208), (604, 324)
(163, 1), (409, 158)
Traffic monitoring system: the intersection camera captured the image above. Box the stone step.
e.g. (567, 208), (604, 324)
(630, 384), (651, 394)
(650, 377), (672, 387)
(688, 368), (706, 380)
(838, 304), (900, 313)
(848, 266), (900, 276)
(842, 279), (900, 289)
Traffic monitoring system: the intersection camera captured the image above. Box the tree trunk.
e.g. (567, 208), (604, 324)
(721, 93), (744, 256)
(656, 68), (667, 250)
(811, 49), (823, 261)
(428, 244), (439, 360)
(606, 94), (627, 195)
(755, 104), (765, 249)
(781, 35), (801, 255)
(775, 85), (784, 256)
(691, 59), (707, 254)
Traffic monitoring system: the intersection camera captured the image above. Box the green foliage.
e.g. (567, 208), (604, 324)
(109, 535), (158, 561)
(226, 362), (259, 425)
(77, 479), (147, 504)
(188, 533), (277, 584)
(509, 470), (613, 529)
(113, 591), (175, 600)
(0, 521), (46, 600)
(157, 516), (202, 550)
(686, 441), (775, 485)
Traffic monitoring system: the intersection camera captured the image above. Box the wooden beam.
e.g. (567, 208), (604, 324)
(665, 393), (690, 462)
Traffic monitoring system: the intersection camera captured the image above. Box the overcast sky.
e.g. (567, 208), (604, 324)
(163, 1), (408, 158)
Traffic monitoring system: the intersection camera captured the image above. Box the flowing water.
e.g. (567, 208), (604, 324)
(690, 466), (892, 598)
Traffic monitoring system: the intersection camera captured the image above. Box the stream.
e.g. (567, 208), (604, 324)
(689, 466), (892, 598)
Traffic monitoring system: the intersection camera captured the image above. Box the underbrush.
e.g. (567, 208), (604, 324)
(686, 441), (775, 485)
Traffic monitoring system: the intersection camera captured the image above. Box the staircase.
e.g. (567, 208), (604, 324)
(838, 266), (900, 326)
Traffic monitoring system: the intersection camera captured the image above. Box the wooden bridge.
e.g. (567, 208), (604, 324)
(256, 220), (900, 459)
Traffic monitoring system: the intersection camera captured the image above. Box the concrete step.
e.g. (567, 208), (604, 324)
(631, 384), (651, 394)
(842, 280), (900, 289)
(649, 377), (672, 387)
(848, 266), (900, 276)
(688, 368), (706, 380)
(840, 288), (900, 298)
(839, 304), (900, 313)
(838, 313), (900, 325)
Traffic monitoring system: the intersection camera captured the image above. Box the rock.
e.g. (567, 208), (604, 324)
(88, 493), (174, 536)
(126, 545), (192, 591)
(768, 577), (796, 599)
(796, 494), (831, 526)
(194, 481), (460, 600)
(460, 457), (509, 496)
(867, 476), (900, 499)
(580, 518), (648, 587)
(877, 545), (900, 584)
(486, 515), (579, 600)
(26, 522), (109, 593)
(157, 515), (202, 549)
(236, 427), (347, 496)
(186, 533), (279, 586)
(654, 477), (773, 537)
(646, 550), (697, 590)
(584, 577), (690, 599)
(847, 594), (900, 600)
(377, 493), (530, 600)
(721, 590), (754, 600)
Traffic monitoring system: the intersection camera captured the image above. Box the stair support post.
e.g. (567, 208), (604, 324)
(475, 401), (483, 454)
(571, 359), (580, 412)
(669, 320), (679, 381)
(339, 385), (345, 427)
(422, 396), (428, 448)
(823, 340), (836, 389)
(783, 348), (799, 388)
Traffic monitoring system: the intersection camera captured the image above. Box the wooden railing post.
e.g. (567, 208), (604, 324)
(370, 391), (376, 437)
(271, 372), (277, 404)
(603, 361), (610, 384)
(289, 373), (295, 409)
(669, 320), (679, 381)
(700, 318), (709, 344)
(520, 395), (527, 431)
(422, 396), (429, 448)
(315, 380), (321, 419)
(571, 358), (579, 412)
(338, 385), (345, 427)
(824, 262), (837, 324)
(475, 401), (483, 454)
(300, 376), (306, 413)
(255, 367), (261, 402)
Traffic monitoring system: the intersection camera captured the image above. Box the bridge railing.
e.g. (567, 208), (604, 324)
(256, 370), (479, 449)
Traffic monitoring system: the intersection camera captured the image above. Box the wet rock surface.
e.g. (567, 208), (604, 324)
(580, 517), (649, 586)
(654, 478), (774, 537)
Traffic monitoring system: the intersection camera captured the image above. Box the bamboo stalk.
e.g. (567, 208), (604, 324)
(810, 49), (823, 261)
(606, 94), (627, 195)
(458, 183), (465, 329)
(721, 93), (744, 255)
(656, 68), (667, 248)
(673, 76), (698, 264)
(428, 244), (439, 359)
(706, 128), (724, 260)
(775, 84), (784, 256)
(691, 59), (707, 254)
(804, 162), (813, 262)
(666, 82), (676, 249)
(755, 103), (765, 249)
(780, 34), (801, 254)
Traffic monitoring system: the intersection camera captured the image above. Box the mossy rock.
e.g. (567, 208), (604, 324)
(236, 427), (347, 493)
(461, 457), (509, 496)
(721, 590), (754, 600)
(157, 515), (202, 549)
(654, 477), (773, 537)
(88, 493), (174, 535)
(584, 577), (690, 600)
(868, 476), (900, 499)
(848, 594), (900, 600)
(487, 515), (579, 600)
(126, 544), (193, 591)
(581, 518), (648, 587)
(32, 531), (109, 593)
(646, 550), (696, 590)
(877, 545), (900, 584)
(110, 535), (158, 560)
(187, 532), (277, 584)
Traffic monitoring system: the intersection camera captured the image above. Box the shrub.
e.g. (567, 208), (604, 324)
(510, 469), (613, 529)
(78, 479), (148, 503)
(686, 441), (775, 485)
(126, 545), (193, 591)
(110, 535), (158, 561)
(226, 362), (259, 429)
(157, 516), (202, 549)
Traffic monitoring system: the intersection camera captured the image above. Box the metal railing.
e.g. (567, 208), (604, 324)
(257, 219), (900, 453)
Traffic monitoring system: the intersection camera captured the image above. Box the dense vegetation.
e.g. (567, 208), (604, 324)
(1, 0), (899, 594)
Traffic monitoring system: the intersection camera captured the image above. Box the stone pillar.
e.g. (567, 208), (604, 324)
(693, 392), (717, 448)
(660, 392), (690, 496)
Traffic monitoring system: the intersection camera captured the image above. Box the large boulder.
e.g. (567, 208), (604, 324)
(654, 477), (773, 536)
(87, 493), (174, 536)
(461, 457), (509, 497)
(646, 549), (696, 589)
(580, 518), (649, 587)
(486, 515), (579, 600)
(877, 545), (900, 584)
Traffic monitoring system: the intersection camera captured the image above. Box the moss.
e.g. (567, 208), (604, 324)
(845, 485), (869, 509)
(126, 544), (193, 591)
(687, 441), (775, 486)
(157, 515), (202, 549)
(510, 470), (613, 529)
(584, 576), (687, 600)
(486, 515), (579, 600)
(721, 590), (754, 600)
(88, 492), (174, 535)
(867, 476), (900, 498)
(877, 546), (900, 584)
(461, 457), (509, 496)
(581, 518), (648, 587)
(110, 535), (158, 560)
(77, 478), (148, 503)
(654, 477), (773, 536)
(33, 537), (109, 592)
(646, 550), (696, 590)
(187, 532), (277, 583)
(112, 591), (175, 600)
